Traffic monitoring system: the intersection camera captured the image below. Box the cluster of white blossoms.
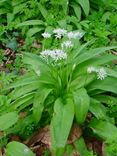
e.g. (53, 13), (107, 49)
(42, 32), (51, 38)
(41, 28), (84, 63)
(97, 68), (107, 80)
(53, 28), (67, 39)
(67, 31), (84, 39)
(87, 66), (98, 73)
(87, 66), (107, 80)
(41, 49), (67, 62)
(61, 40), (73, 49)
(42, 28), (84, 40)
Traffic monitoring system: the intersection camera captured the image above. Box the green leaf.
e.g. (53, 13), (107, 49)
(9, 81), (39, 100)
(38, 3), (48, 20)
(89, 98), (111, 122)
(73, 88), (90, 124)
(51, 97), (74, 156)
(76, 0), (90, 16)
(13, 3), (26, 14)
(87, 77), (117, 94)
(27, 27), (44, 37)
(6, 38), (18, 51)
(74, 137), (89, 155)
(78, 54), (117, 71)
(93, 95), (117, 106)
(5, 72), (38, 90)
(33, 88), (52, 124)
(6, 141), (35, 156)
(0, 112), (18, 131)
(75, 46), (117, 65)
(106, 68), (117, 78)
(62, 0), (69, 15)
(16, 20), (44, 27)
(23, 53), (50, 74)
(0, 0), (9, 3)
(71, 74), (95, 90)
(10, 93), (34, 110)
(71, 3), (81, 21)
(89, 119), (117, 140)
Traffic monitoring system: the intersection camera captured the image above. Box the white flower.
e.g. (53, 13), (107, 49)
(42, 32), (51, 38)
(87, 66), (97, 73)
(53, 49), (67, 61)
(41, 49), (51, 56)
(61, 40), (73, 49)
(41, 49), (67, 62)
(53, 28), (67, 39)
(87, 66), (107, 80)
(67, 31), (84, 39)
(97, 68), (107, 80)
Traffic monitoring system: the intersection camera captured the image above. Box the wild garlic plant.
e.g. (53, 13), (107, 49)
(1, 28), (117, 156)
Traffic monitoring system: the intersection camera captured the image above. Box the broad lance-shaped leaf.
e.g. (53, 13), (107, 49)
(75, 46), (117, 65)
(5, 72), (38, 90)
(23, 52), (50, 75)
(73, 88), (90, 124)
(93, 95), (117, 106)
(73, 53), (117, 79)
(87, 77), (117, 94)
(71, 3), (81, 21)
(106, 68), (117, 78)
(33, 88), (52, 124)
(62, 0), (69, 15)
(9, 93), (34, 111)
(9, 82), (39, 100)
(0, 112), (18, 131)
(89, 118), (117, 140)
(74, 137), (89, 155)
(75, 54), (117, 75)
(6, 141), (35, 156)
(38, 3), (48, 20)
(27, 27), (44, 37)
(76, 0), (90, 16)
(50, 97), (74, 156)
(89, 98), (109, 120)
(16, 20), (44, 27)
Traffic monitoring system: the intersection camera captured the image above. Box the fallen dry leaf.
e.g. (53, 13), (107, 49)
(86, 137), (103, 156)
(27, 126), (51, 148)
(10, 135), (21, 142)
(26, 124), (82, 156)
(68, 124), (82, 144)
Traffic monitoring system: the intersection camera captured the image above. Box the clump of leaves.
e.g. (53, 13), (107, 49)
(1, 29), (117, 155)
(84, 9), (117, 47)
(0, 72), (16, 88)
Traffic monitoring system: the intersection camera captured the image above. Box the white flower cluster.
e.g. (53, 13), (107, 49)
(87, 66), (98, 73)
(87, 66), (107, 80)
(41, 49), (67, 62)
(42, 28), (84, 40)
(61, 40), (73, 49)
(67, 31), (84, 39)
(53, 28), (67, 39)
(97, 68), (107, 80)
(42, 32), (51, 38)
